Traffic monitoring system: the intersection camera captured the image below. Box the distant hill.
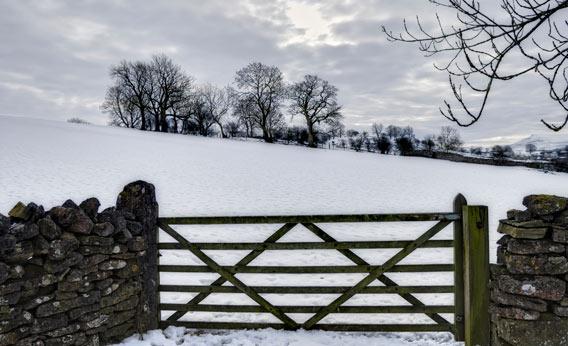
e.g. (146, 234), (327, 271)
(511, 134), (568, 153)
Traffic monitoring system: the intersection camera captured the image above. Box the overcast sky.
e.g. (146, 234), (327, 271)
(1, 0), (566, 145)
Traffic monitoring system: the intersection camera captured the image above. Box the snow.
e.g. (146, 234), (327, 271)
(511, 133), (568, 153)
(521, 284), (536, 295)
(115, 326), (458, 346)
(2, 115), (568, 345)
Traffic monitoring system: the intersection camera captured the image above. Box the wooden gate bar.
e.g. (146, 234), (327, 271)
(158, 240), (453, 250)
(303, 222), (451, 326)
(161, 321), (454, 332)
(158, 222), (299, 329)
(159, 285), (455, 294)
(302, 221), (451, 329)
(159, 212), (460, 225)
(159, 304), (455, 314)
(158, 264), (454, 273)
(165, 222), (296, 322)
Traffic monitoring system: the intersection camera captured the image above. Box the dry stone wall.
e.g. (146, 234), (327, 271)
(492, 194), (568, 346)
(0, 181), (158, 346)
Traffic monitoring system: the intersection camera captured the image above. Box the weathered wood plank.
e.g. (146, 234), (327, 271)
(158, 221), (298, 329)
(463, 205), (490, 346)
(159, 304), (455, 314)
(159, 212), (460, 225)
(158, 264), (454, 273)
(453, 194), (467, 342)
(158, 240), (453, 250)
(165, 222), (296, 322)
(155, 223), (162, 333)
(159, 285), (455, 294)
(160, 321), (454, 332)
(302, 221), (451, 329)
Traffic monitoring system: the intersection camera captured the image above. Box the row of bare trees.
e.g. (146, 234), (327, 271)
(102, 56), (343, 147)
(341, 124), (463, 156)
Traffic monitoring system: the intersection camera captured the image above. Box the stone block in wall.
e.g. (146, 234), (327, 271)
(79, 198), (100, 221)
(0, 213), (10, 234)
(497, 275), (565, 301)
(503, 252), (568, 275)
(523, 195), (568, 216)
(506, 238), (565, 255)
(44, 252), (83, 273)
(8, 202), (43, 223)
(4, 241), (34, 263)
(553, 305), (568, 317)
(556, 209), (568, 226)
(37, 217), (61, 240)
(8, 223), (39, 242)
(507, 209), (532, 222)
(93, 222), (114, 237)
(491, 306), (540, 320)
(31, 313), (68, 334)
(552, 226), (568, 243)
(498, 219), (549, 239)
(495, 317), (568, 345)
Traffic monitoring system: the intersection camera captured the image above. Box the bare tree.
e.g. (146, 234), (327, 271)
(386, 125), (402, 139)
(225, 118), (243, 137)
(189, 90), (216, 136)
(371, 123), (384, 138)
(104, 60), (152, 130)
(110, 61), (152, 131)
(492, 144), (514, 161)
(436, 126), (463, 151)
(422, 135), (437, 152)
(396, 136), (415, 155)
(289, 75), (343, 147)
(234, 62), (287, 143)
(201, 84), (230, 137)
(101, 86), (140, 128)
(376, 134), (392, 154)
(147, 54), (193, 132)
(384, 0), (568, 131)
(232, 95), (258, 138)
(326, 118), (345, 139)
(526, 143), (538, 154)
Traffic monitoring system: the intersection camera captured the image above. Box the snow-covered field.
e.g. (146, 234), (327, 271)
(2, 115), (568, 345)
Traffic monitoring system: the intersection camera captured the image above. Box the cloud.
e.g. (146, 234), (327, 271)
(0, 0), (564, 144)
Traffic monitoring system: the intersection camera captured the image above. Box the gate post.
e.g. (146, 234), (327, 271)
(463, 205), (490, 346)
(453, 194), (467, 341)
(116, 181), (160, 331)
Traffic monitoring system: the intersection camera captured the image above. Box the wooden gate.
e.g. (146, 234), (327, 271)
(156, 195), (490, 346)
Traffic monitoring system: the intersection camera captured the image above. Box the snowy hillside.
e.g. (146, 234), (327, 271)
(2, 115), (568, 346)
(1, 115), (566, 234)
(511, 133), (568, 153)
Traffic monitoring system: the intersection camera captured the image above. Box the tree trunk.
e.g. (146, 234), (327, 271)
(262, 126), (273, 143)
(140, 109), (147, 131)
(218, 123), (226, 138)
(172, 116), (178, 133)
(159, 111), (168, 132)
(307, 122), (316, 148)
(153, 114), (160, 132)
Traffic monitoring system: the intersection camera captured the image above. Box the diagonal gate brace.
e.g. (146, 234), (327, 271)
(301, 221), (451, 329)
(159, 222), (299, 329)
